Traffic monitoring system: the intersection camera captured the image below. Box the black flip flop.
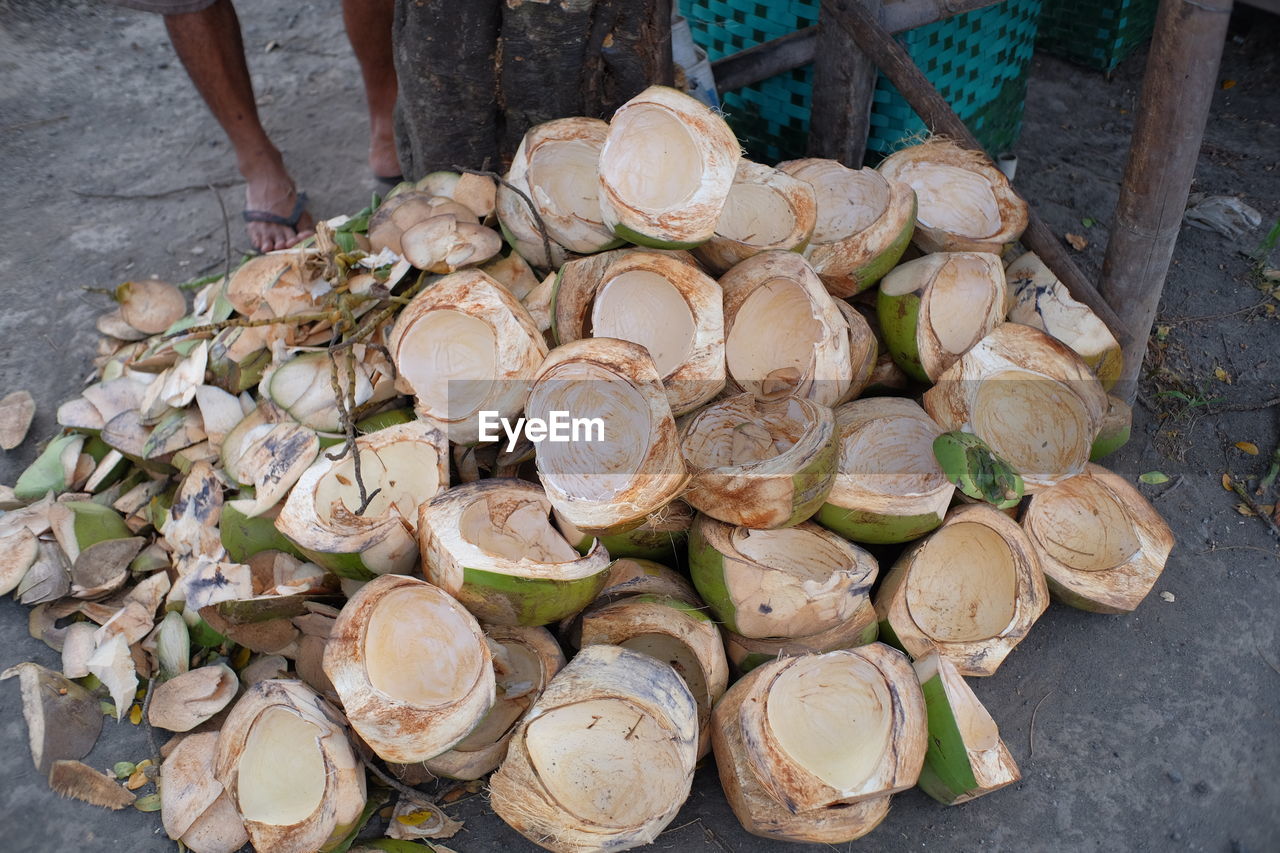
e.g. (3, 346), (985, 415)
(242, 191), (310, 230)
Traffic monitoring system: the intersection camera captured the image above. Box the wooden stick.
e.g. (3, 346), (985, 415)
(818, 0), (1130, 348)
(712, 0), (1005, 93)
(808, 0), (881, 167)
(1099, 0), (1233, 401)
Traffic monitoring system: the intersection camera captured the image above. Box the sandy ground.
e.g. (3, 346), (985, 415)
(1, 1), (1278, 851)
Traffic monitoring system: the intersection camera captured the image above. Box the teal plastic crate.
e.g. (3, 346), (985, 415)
(679, 0), (1042, 163)
(1037, 0), (1158, 72)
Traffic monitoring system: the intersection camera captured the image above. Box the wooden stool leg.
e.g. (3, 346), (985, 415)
(1099, 0), (1234, 402)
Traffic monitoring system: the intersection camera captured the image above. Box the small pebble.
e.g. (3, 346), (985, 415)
(1193, 781), (1209, 796)
(1160, 591), (1176, 602)
(1167, 770), (1183, 783)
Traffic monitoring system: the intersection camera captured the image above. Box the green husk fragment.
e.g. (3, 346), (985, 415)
(220, 502), (304, 563)
(917, 674), (979, 804)
(462, 566), (608, 627)
(687, 525), (738, 633)
(14, 434), (83, 501)
(68, 502), (133, 549)
(932, 431), (1024, 509)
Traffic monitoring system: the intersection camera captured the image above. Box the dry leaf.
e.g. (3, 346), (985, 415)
(0, 390), (36, 450)
(1235, 441), (1260, 455)
(61, 622), (98, 678)
(48, 759), (137, 809)
(1221, 473), (1233, 491)
(1065, 233), (1088, 251)
(1214, 366), (1231, 383)
(1235, 503), (1255, 517)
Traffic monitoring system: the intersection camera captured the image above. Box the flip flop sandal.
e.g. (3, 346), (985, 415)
(242, 191), (310, 230)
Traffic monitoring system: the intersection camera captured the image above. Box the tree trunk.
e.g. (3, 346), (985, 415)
(394, 0), (672, 179)
(392, 0), (502, 179)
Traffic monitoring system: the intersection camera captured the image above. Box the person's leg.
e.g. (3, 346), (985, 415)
(165, 0), (313, 251)
(342, 0), (400, 179)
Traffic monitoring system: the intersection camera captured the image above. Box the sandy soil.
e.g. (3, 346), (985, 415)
(0, 1), (1277, 851)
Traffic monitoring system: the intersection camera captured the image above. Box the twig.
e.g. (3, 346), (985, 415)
(453, 165), (554, 268)
(1203, 396), (1280, 415)
(165, 311), (334, 339)
(209, 184), (234, 292)
(1161, 300), (1273, 326)
(1259, 445), (1280, 495)
(1, 114), (69, 133)
(364, 758), (430, 799)
(72, 178), (240, 201)
(138, 678), (162, 773)
(1230, 478), (1280, 541)
(1029, 689), (1055, 757)
(1153, 474), (1186, 502)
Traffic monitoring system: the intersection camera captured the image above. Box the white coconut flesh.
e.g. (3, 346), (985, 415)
(718, 183), (797, 246)
(236, 707), (326, 825)
(1031, 479), (1140, 572)
(531, 361), (652, 501)
(589, 271), (695, 377)
(972, 368), (1092, 479)
(600, 108), (702, 213)
(892, 162), (1001, 239)
(452, 642), (544, 750)
(314, 441), (443, 526)
(620, 633), (709, 706)
(524, 697), (687, 828)
(734, 526), (851, 585)
(683, 398), (807, 470)
(808, 170), (890, 243)
(764, 655), (893, 792)
(363, 585), (486, 706)
(726, 279), (820, 397)
(397, 309), (496, 419)
(906, 522), (1018, 642)
(529, 140), (607, 231)
(840, 416), (946, 497)
(881, 254), (996, 356)
(459, 498), (580, 565)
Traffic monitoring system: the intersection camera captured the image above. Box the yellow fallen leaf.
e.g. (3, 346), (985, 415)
(1236, 441), (1260, 455)
(1221, 79), (1236, 90)
(1065, 233), (1088, 251)
(1222, 473), (1233, 491)
(128, 703), (142, 725)
(1214, 366), (1231, 383)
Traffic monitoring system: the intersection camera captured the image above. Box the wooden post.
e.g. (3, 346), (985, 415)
(1099, 0), (1233, 401)
(808, 0), (881, 167)
(817, 0), (1130, 347)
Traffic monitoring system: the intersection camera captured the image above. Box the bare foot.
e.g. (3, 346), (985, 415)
(240, 151), (315, 253)
(369, 116), (401, 180)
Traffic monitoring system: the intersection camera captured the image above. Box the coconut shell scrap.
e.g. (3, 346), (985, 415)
(0, 389), (35, 450)
(148, 664), (239, 732)
(1, 662), (103, 775)
(48, 759), (138, 810)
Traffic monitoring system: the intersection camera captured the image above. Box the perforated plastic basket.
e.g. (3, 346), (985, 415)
(1037, 0), (1157, 72)
(679, 0), (1042, 163)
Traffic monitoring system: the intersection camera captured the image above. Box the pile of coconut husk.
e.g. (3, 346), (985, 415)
(0, 85), (1173, 853)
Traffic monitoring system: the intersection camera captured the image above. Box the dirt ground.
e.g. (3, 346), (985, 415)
(1, 1), (1278, 851)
